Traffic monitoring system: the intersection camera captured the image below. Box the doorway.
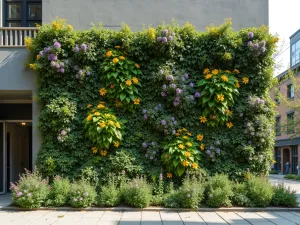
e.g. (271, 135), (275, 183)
(283, 148), (290, 174)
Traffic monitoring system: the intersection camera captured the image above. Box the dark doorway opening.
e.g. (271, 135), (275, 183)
(283, 148), (290, 174)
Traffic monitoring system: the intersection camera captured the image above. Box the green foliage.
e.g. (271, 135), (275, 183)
(197, 69), (239, 127)
(97, 174), (121, 207)
(246, 176), (274, 207)
(284, 174), (297, 179)
(271, 184), (299, 207)
(205, 174), (233, 207)
(122, 176), (152, 208)
(10, 170), (49, 209)
(230, 182), (251, 207)
(69, 180), (97, 208)
(46, 176), (71, 206)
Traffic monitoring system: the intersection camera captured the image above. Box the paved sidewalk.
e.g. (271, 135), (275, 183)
(0, 210), (300, 225)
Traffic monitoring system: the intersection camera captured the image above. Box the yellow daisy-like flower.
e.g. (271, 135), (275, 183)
(134, 98), (141, 105)
(177, 129), (182, 133)
(115, 122), (121, 129)
(242, 77), (249, 84)
(187, 132), (192, 136)
(175, 133), (180, 137)
(92, 147), (98, 154)
(205, 74), (212, 79)
(36, 54), (41, 60)
(212, 69), (219, 75)
(29, 63), (37, 70)
(200, 116), (207, 123)
(226, 122), (233, 128)
(182, 160), (189, 167)
(192, 163), (198, 169)
(94, 112), (100, 116)
(221, 75), (229, 82)
(99, 88), (107, 96)
(225, 70), (231, 74)
(105, 113), (111, 118)
(51, 21), (63, 30)
(186, 142), (192, 147)
(114, 141), (120, 147)
(108, 120), (114, 126)
(125, 80), (132, 86)
(112, 58), (119, 64)
(178, 144), (185, 149)
(97, 104), (105, 109)
(197, 134), (204, 141)
(182, 128), (187, 132)
(24, 37), (32, 49)
(233, 69), (240, 74)
(183, 136), (188, 140)
(149, 27), (156, 39)
(87, 104), (92, 108)
(167, 173), (172, 179)
(235, 80), (240, 88)
(101, 149), (108, 156)
(203, 68), (210, 74)
(132, 77), (139, 84)
(185, 151), (191, 157)
(119, 56), (125, 60)
(115, 46), (121, 49)
(99, 121), (106, 128)
(87, 115), (93, 121)
(200, 144), (205, 150)
(135, 63), (140, 69)
(217, 94), (224, 102)
(92, 109), (96, 113)
(106, 51), (112, 58)
(67, 24), (73, 31)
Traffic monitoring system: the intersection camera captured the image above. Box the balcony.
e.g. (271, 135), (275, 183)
(0, 27), (38, 47)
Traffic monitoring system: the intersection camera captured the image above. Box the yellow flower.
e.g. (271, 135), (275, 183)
(108, 120), (114, 126)
(101, 149), (108, 156)
(186, 142), (192, 147)
(226, 122), (233, 128)
(175, 133), (180, 137)
(104, 113), (111, 118)
(183, 136), (188, 140)
(114, 141), (120, 147)
(115, 46), (121, 49)
(112, 58), (119, 64)
(36, 54), (41, 60)
(29, 63), (37, 70)
(178, 144), (185, 149)
(115, 122), (121, 128)
(224, 52), (232, 60)
(192, 163), (198, 169)
(94, 112), (101, 116)
(185, 151), (191, 157)
(134, 98), (141, 105)
(99, 121), (106, 128)
(203, 68), (210, 74)
(106, 51), (112, 58)
(92, 147), (98, 154)
(87, 104), (92, 109)
(67, 24), (73, 31)
(87, 115), (93, 121)
(205, 74), (212, 79)
(97, 104), (105, 109)
(92, 109), (96, 113)
(149, 27), (156, 39)
(235, 80), (240, 88)
(52, 21), (63, 30)
(167, 173), (172, 179)
(233, 69), (240, 74)
(177, 129), (182, 133)
(119, 56), (125, 60)
(200, 144), (205, 150)
(242, 77), (249, 84)
(225, 109), (232, 115)
(182, 160), (189, 167)
(212, 69), (219, 75)
(200, 116), (207, 123)
(132, 77), (139, 84)
(135, 63), (140, 69)
(99, 88), (107, 96)
(221, 75), (229, 82)
(182, 128), (187, 132)
(187, 132), (192, 136)
(125, 80), (132, 86)
(197, 134), (204, 141)
(225, 70), (231, 74)
(217, 94), (224, 102)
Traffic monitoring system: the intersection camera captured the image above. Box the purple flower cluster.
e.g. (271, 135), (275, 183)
(247, 32), (266, 53)
(205, 143), (221, 161)
(53, 41), (61, 49)
(74, 43), (88, 53)
(249, 96), (265, 108)
(57, 128), (71, 142)
(142, 141), (158, 161)
(157, 29), (176, 44)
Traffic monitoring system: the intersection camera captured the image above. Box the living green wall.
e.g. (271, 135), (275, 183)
(26, 19), (278, 182)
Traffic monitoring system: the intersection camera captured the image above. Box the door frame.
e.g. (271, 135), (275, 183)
(0, 120), (32, 194)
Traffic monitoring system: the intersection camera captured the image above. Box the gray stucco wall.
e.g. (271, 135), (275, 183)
(0, 49), (40, 169)
(42, 0), (269, 31)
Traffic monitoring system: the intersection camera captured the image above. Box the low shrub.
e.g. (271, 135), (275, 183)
(69, 180), (97, 208)
(97, 174), (121, 207)
(230, 182), (251, 207)
(10, 170), (49, 209)
(151, 173), (165, 206)
(46, 176), (70, 206)
(246, 176), (274, 207)
(122, 176), (152, 208)
(269, 170), (278, 174)
(295, 175), (300, 180)
(271, 184), (299, 207)
(205, 174), (233, 207)
(284, 174), (297, 179)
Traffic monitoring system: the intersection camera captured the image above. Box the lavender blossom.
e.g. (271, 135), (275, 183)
(168, 36), (173, 41)
(17, 192), (22, 197)
(74, 45), (79, 52)
(189, 82), (195, 87)
(162, 37), (168, 43)
(247, 41), (253, 46)
(53, 42), (61, 48)
(142, 142), (147, 148)
(184, 73), (189, 79)
(167, 75), (174, 81)
(253, 43), (259, 50)
(189, 95), (194, 100)
(151, 141), (156, 146)
(216, 148), (221, 154)
(248, 32), (254, 39)
(39, 51), (43, 57)
(86, 71), (91, 76)
(261, 41), (266, 47)
(170, 83), (177, 89)
(176, 88), (183, 94)
(59, 68), (65, 73)
(50, 61), (56, 67)
(195, 92), (201, 98)
(161, 120), (167, 126)
(162, 84), (167, 90)
(173, 101), (180, 106)
(163, 29), (168, 36)
(157, 37), (162, 42)
(161, 92), (167, 97)
(144, 114), (148, 120)
(171, 117), (175, 121)
(81, 43), (87, 51)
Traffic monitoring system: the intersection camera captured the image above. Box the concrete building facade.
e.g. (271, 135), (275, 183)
(0, 0), (269, 194)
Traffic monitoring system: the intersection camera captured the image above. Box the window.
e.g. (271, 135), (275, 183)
(287, 112), (295, 134)
(275, 88), (280, 105)
(287, 84), (294, 99)
(292, 40), (300, 67)
(275, 116), (281, 136)
(4, 0), (42, 27)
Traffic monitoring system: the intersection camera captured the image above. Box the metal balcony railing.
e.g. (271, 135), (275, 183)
(0, 27), (38, 47)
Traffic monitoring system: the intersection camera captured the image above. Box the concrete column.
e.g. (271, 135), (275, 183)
(32, 90), (41, 170)
(280, 147), (284, 172)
